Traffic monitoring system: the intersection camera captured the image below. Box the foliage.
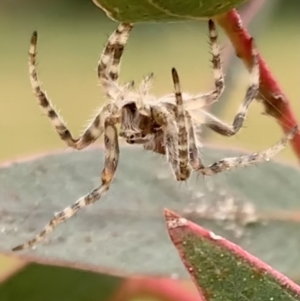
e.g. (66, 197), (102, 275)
(0, 258), (122, 301)
(1, 146), (300, 299)
(164, 210), (300, 301)
(91, 0), (247, 22)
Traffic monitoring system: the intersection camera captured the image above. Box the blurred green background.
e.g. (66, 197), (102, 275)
(0, 0), (299, 299)
(0, 0), (299, 164)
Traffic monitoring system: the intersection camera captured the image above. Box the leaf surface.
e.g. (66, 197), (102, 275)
(0, 254), (123, 301)
(164, 209), (300, 301)
(91, 0), (247, 22)
(0, 146), (299, 277)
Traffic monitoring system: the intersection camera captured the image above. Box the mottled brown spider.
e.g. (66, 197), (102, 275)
(12, 20), (296, 251)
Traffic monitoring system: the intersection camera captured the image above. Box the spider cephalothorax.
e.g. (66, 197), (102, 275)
(12, 20), (296, 251)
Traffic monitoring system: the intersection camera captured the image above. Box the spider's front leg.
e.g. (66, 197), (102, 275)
(150, 104), (182, 181)
(97, 22), (133, 100)
(171, 68), (191, 180)
(204, 37), (259, 136)
(28, 31), (111, 151)
(97, 22), (152, 117)
(185, 112), (205, 170)
(12, 120), (120, 251)
(190, 126), (298, 177)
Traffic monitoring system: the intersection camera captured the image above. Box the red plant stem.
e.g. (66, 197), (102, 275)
(220, 0), (266, 72)
(109, 277), (202, 301)
(213, 9), (300, 162)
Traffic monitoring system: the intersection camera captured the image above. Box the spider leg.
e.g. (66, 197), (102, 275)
(187, 19), (225, 107)
(29, 31), (114, 150)
(185, 111), (205, 170)
(29, 31), (77, 148)
(97, 23), (134, 100)
(12, 121), (120, 251)
(151, 105), (181, 181)
(135, 72), (154, 116)
(159, 19), (224, 111)
(192, 126), (297, 176)
(204, 38), (259, 136)
(76, 103), (116, 150)
(171, 68), (191, 180)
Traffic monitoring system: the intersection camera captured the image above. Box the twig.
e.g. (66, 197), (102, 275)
(213, 9), (300, 162)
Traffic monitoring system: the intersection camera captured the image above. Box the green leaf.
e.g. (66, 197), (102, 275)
(0, 253), (201, 301)
(91, 0), (248, 23)
(0, 254), (123, 301)
(164, 209), (300, 301)
(1, 146), (300, 278)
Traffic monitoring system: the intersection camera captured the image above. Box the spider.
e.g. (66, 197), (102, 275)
(12, 20), (297, 251)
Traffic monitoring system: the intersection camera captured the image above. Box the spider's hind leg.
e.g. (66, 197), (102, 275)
(185, 19), (225, 109)
(204, 38), (259, 136)
(201, 19), (225, 104)
(151, 103), (182, 181)
(193, 126), (297, 176)
(185, 112), (205, 171)
(171, 68), (191, 181)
